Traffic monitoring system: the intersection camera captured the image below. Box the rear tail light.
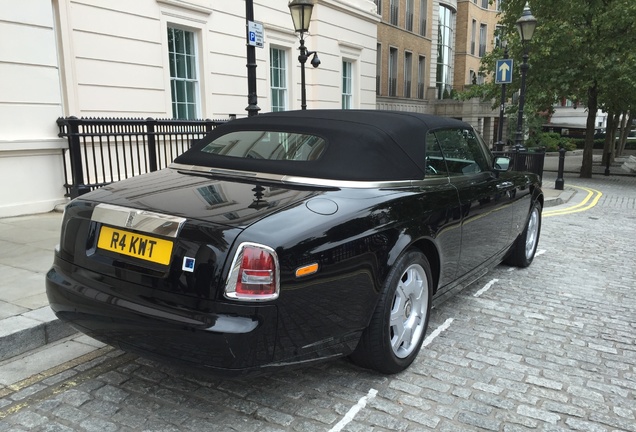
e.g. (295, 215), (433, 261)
(225, 242), (280, 301)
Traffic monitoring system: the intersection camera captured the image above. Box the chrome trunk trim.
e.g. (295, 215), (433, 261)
(168, 163), (443, 189)
(92, 203), (186, 238)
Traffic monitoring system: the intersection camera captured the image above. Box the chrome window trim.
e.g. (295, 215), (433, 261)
(92, 203), (186, 238)
(169, 163), (449, 189)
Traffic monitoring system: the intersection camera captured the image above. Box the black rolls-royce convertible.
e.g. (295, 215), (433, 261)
(46, 110), (542, 375)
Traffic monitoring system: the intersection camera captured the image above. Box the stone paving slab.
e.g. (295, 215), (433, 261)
(0, 212), (79, 363)
(0, 335), (105, 386)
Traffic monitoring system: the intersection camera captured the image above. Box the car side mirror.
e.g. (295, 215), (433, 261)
(493, 156), (511, 173)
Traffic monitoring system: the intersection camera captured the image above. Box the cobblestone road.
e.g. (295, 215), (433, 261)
(1, 174), (635, 432)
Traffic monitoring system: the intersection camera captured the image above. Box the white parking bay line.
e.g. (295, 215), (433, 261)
(473, 278), (499, 297)
(329, 320), (454, 431)
(423, 318), (454, 347)
(329, 388), (378, 432)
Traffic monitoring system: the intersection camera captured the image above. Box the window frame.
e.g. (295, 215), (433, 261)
(430, 128), (491, 176)
(374, 0), (382, 14)
(417, 55), (426, 99)
(419, 0), (427, 36)
(471, 19), (477, 56)
(435, 5), (455, 99)
(270, 47), (289, 112)
(390, 0), (399, 25)
(342, 60), (353, 109)
(167, 26), (200, 120)
(389, 47), (398, 97)
(406, 0), (414, 31)
(376, 44), (382, 95)
(404, 51), (413, 98)
(479, 23), (487, 57)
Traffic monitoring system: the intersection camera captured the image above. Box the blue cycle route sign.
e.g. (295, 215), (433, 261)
(495, 59), (513, 84)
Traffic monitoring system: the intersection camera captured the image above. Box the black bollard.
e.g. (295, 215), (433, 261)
(555, 146), (566, 190)
(604, 152), (611, 176)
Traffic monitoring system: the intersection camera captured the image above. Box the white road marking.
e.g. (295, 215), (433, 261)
(423, 318), (454, 347)
(329, 388), (378, 432)
(535, 249), (546, 257)
(473, 278), (499, 297)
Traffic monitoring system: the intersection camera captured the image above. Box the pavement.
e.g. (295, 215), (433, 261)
(0, 152), (632, 377)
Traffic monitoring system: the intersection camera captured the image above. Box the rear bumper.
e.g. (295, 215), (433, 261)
(46, 255), (278, 374)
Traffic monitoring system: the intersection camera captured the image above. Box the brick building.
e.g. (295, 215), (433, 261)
(375, 0), (504, 145)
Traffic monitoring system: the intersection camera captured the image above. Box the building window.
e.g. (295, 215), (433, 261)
(390, 0), (398, 25)
(495, 25), (505, 49)
(404, 52), (412, 98)
(469, 70), (477, 85)
(496, 0), (503, 11)
(342, 61), (353, 109)
(419, 0), (427, 36)
(436, 5), (454, 99)
(479, 23), (487, 57)
(481, 0), (488, 8)
(376, 44), (382, 95)
(374, 0), (382, 14)
(471, 20), (476, 56)
(168, 27), (198, 119)
(417, 56), (425, 99)
(270, 48), (287, 112)
(406, 0), (414, 31)
(389, 47), (398, 96)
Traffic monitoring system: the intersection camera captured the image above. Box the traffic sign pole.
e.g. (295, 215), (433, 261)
(245, 0), (260, 117)
(496, 49), (510, 149)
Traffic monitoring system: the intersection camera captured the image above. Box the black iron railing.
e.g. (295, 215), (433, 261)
(57, 116), (232, 198)
(493, 147), (546, 178)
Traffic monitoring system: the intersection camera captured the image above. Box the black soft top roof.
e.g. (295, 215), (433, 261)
(174, 110), (470, 181)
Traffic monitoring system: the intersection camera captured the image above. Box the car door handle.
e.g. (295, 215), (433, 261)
(497, 182), (514, 189)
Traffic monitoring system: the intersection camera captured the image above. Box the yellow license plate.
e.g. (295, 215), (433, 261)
(97, 226), (173, 265)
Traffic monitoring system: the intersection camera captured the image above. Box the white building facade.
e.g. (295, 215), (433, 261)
(0, 0), (379, 217)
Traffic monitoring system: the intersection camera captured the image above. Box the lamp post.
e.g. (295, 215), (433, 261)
(288, 0), (320, 110)
(514, 3), (537, 149)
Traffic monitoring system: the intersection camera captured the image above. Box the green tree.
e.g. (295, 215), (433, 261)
(464, 0), (636, 177)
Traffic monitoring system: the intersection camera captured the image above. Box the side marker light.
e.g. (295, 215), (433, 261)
(295, 263), (319, 278)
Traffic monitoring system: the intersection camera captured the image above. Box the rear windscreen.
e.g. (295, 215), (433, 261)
(200, 131), (326, 161)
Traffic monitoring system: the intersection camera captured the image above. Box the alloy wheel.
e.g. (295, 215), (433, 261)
(389, 264), (428, 358)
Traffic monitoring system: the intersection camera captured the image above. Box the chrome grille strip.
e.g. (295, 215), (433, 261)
(92, 203), (186, 238)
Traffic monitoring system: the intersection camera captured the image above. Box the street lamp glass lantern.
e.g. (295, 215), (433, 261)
(289, 0), (314, 33)
(516, 2), (537, 42)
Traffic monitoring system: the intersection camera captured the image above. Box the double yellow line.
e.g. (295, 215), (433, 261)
(543, 185), (602, 217)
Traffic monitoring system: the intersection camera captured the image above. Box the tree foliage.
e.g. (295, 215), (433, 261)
(464, 0), (636, 177)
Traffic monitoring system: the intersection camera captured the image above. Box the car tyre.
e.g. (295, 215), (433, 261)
(350, 250), (433, 374)
(505, 200), (542, 268)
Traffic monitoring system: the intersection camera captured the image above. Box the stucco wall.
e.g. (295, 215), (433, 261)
(0, 0), (67, 217)
(0, 0), (378, 217)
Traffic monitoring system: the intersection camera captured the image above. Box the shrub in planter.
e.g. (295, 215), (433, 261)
(527, 132), (576, 152)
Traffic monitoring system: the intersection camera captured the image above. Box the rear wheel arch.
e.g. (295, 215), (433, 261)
(409, 239), (441, 295)
(350, 248), (433, 373)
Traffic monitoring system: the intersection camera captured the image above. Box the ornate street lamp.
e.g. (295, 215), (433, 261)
(514, 2), (538, 148)
(288, 0), (320, 110)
